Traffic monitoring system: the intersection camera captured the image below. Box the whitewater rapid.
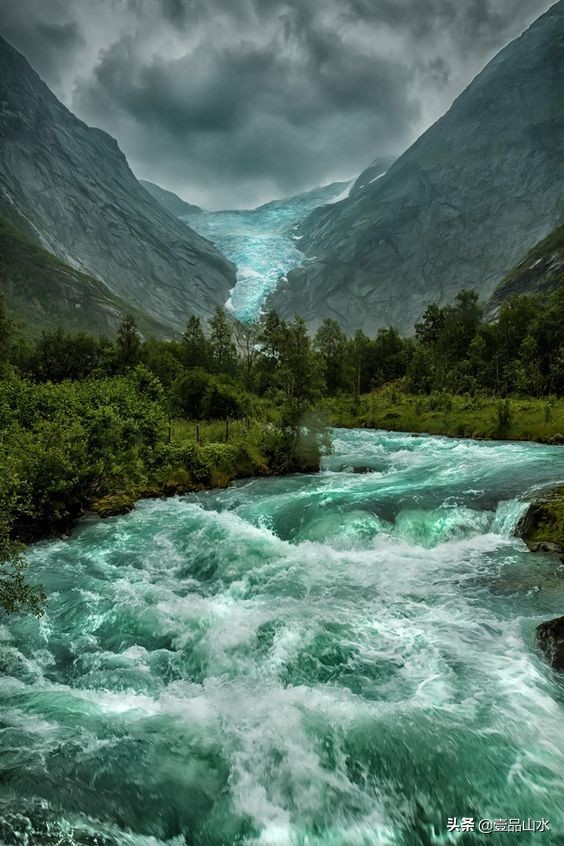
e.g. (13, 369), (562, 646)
(1, 430), (564, 845)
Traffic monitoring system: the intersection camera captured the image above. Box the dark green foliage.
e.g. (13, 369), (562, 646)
(181, 316), (210, 370)
(254, 310), (284, 394)
(310, 282), (564, 429)
(0, 521), (45, 616)
(201, 380), (251, 421)
(171, 368), (214, 419)
(208, 307), (238, 376)
(0, 372), (167, 540)
(142, 339), (183, 388)
(277, 317), (323, 422)
(314, 318), (349, 394)
(234, 321), (260, 390)
(25, 329), (108, 382)
(116, 314), (141, 372)
(171, 369), (251, 421)
(404, 287), (564, 398)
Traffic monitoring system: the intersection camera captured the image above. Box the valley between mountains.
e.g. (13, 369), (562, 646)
(2, 3), (564, 845)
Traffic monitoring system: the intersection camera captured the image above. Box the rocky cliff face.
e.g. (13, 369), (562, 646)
(0, 36), (235, 334)
(487, 224), (564, 314)
(139, 180), (203, 218)
(270, 1), (564, 335)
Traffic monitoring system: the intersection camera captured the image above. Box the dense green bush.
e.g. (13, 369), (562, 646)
(202, 381), (251, 420)
(0, 372), (167, 539)
(0, 520), (45, 616)
(171, 368), (252, 421)
(170, 368), (212, 419)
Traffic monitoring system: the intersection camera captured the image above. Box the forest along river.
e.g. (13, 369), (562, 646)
(2, 430), (564, 845)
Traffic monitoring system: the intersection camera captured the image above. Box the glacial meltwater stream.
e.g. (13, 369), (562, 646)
(2, 430), (564, 845)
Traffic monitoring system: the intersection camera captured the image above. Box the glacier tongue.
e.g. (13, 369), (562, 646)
(182, 180), (352, 321)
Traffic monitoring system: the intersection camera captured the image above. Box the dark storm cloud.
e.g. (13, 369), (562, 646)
(0, 0), (555, 207)
(346, 0), (532, 56)
(37, 20), (83, 49)
(1, 1), (85, 93)
(155, 0), (256, 29)
(68, 0), (420, 205)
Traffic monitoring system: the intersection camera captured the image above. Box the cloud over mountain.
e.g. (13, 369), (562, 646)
(2, 0), (553, 207)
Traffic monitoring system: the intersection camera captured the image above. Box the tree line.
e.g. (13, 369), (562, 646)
(5, 287), (564, 403)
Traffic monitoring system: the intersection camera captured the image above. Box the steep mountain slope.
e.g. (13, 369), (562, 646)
(488, 224), (564, 314)
(139, 180), (202, 217)
(0, 213), (169, 337)
(347, 156), (396, 198)
(270, 1), (564, 334)
(0, 36), (235, 333)
(251, 181), (353, 216)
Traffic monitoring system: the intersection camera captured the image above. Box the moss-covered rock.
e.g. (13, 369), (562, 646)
(517, 487), (564, 554)
(91, 492), (137, 518)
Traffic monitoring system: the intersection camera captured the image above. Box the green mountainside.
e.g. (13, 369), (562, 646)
(488, 223), (564, 313)
(0, 215), (169, 338)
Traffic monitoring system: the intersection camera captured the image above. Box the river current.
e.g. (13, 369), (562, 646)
(2, 430), (564, 845)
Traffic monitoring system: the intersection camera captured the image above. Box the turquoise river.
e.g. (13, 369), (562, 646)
(1, 430), (564, 845)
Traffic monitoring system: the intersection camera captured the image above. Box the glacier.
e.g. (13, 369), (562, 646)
(182, 180), (352, 322)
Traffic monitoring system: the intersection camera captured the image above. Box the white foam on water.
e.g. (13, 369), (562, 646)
(4, 429), (564, 844)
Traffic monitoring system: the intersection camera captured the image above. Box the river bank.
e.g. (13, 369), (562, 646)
(40, 418), (324, 528)
(322, 388), (564, 444)
(323, 390), (564, 551)
(89, 421), (275, 520)
(1, 411), (324, 615)
(74, 407), (564, 554)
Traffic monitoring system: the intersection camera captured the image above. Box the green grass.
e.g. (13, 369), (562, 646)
(170, 417), (258, 445)
(321, 386), (564, 444)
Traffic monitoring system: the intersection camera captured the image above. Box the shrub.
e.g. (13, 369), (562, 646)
(202, 381), (250, 420)
(496, 399), (513, 434)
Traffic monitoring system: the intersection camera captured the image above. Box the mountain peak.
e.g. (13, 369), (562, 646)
(269, 2), (564, 334)
(0, 34), (235, 333)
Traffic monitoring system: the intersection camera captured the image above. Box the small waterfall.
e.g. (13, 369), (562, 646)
(491, 499), (530, 537)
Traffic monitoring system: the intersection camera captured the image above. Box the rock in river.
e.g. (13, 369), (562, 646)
(536, 617), (564, 671)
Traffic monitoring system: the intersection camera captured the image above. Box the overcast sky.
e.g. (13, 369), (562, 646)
(1, 0), (555, 208)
